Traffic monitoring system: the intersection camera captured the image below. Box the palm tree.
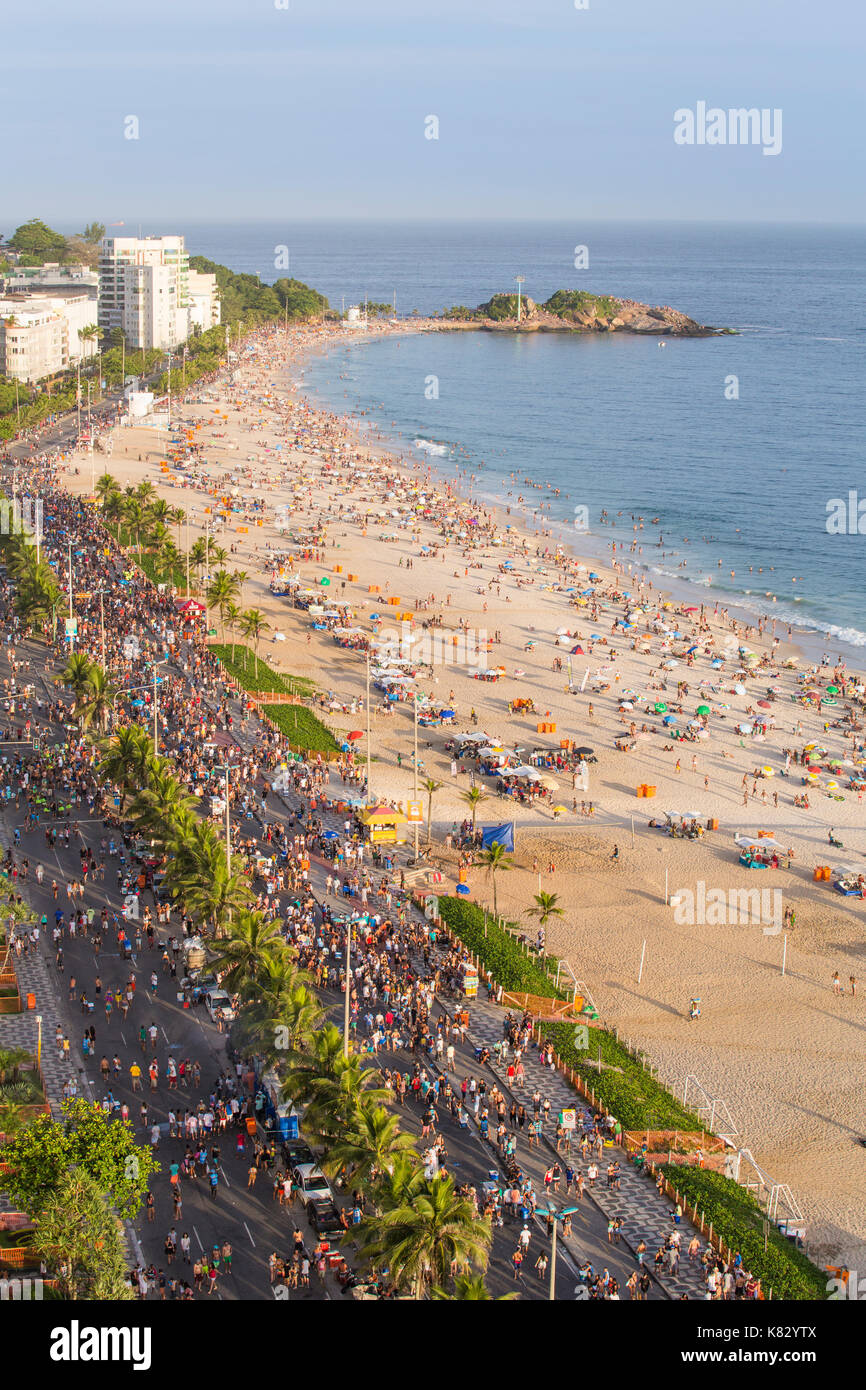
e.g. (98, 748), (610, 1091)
(355, 1173), (492, 1299)
(126, 763), (198, 845)
(208, 909), (287, 989)
(188, 538), (208, 584)
(146, 498), (173, 529)
(206, 570), (241, 643)
(164, 819), (251, 935)
(122, 497), (147, 557)
(135, 480), (156, 505)
(422, 776), (443, 845)
(479, 842), (513, 919)
(322, 1101), (416, 1187)
(239, 608), (270, 677)
(280, 1022), (345, 1102)
(94, 472), (118, 502)
(224, 600), (242, 663)
(76, 664), (119, 735)
(0, 1047), (33, 1085)
(98, 726), (155, 811)
(58, 651), (94, 704)
(101, 489), (125, 529)
(525, 891), (564, 933)
(209, 544), (228, 568)
(169, 506), (185, 548)
(459, 785), (488, 834)
(432, 1274), (518, 1300)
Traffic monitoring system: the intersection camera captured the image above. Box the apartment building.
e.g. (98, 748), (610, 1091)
(98, 234), (191, 351)
(187, 269), (221, 333)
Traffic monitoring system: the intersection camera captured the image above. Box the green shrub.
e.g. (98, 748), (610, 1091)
(661, 1166), (828, 1301)
(264, 705), (339, 754)
(436, 897), (561, 997)
(209, 645), (314, 697)
(544, 1023), (703, 1132)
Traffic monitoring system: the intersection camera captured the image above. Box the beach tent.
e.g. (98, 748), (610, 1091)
(480, 823), (515, 852)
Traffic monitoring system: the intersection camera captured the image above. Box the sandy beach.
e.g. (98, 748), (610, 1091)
(63, 320), (866, 1271)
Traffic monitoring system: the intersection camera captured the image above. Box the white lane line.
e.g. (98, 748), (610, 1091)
(120, 1030), (127, 1046)
(192, 1226), (204, 1251)
(161, 1026), (170, 1043)
(220, 1164), (230, 1188)
(243, 1222), (256, 1248)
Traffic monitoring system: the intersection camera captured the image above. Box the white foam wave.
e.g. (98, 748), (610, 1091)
(413, 438), (450, 456)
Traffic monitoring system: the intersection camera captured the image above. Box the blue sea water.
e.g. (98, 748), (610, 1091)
(180, 221), (866, 653)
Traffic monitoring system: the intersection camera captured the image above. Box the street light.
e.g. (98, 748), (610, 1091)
(534, 1201), (579, 1300)
(343, 916), (352, 1060)
(35, 1014), (43, 1071)
(213, 764), (232, 883)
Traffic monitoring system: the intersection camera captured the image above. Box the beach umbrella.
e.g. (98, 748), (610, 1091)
(654, 703), (667, 713)
(696, 704), (710, 716)
(734, 683), (747, 696)
(757, 700), (771, 709)
(663, 715), (677, 725)
(826, 685), (839, 694)
(619, 701), (634, 710)
(826, 780), (839, 790)
(761, 766), (774, 777)
(575, 746), (594, 756)
(684, 605), (699, 613)
(711, 658), (724, 668)
(552, 805), (569, 814)
(347, 731), (363, 740)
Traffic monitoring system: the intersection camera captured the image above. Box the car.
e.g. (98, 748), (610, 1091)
(308, 1197), (343, 1235)
(292, 1163), (332, 1207)
(204, 989), (236, 1023)
(282, 1139), (315, 1169)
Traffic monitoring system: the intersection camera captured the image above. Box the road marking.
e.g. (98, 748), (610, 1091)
(192, 1226), (204, 1251)
(120, 1030), (127, 1046)
(243, 1222), (256, 1248)
(220, 1165), (230, 1188)
(161, 1026), (169, 1043)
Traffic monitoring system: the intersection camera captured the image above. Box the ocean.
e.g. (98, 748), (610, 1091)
(171, 221), (866, 655)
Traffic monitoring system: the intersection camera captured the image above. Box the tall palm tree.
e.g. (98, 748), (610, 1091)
(122, 497), (147, 557)
(126, 763), (198, 845)
(208, 909), (287, 989)
(209, 544), (228, 568)
(355, 1173), (492, 1299)
(58, 651), (94, 704)
(135, 480), (156, 505)
(321, 1101), (416, 1187)
(422, 777), (443, 846)
(224, 600), (242, 663)
(94, 472), (118, 502)
(101, 489), (125, 529)
(146, 498), (173, 529)
(206, 569), (241, 643)
(165, 819), (251, 935)
(280, 1022), (345, 1102)
(239, 608), (270, 678)
(98, 726), (155, 811)
(479, 842), (513, 919)
(76, 664), (119, 735)
(188, 538), (208, 584)
(459, 785), (488, 834)
(525, 890), (564, 933)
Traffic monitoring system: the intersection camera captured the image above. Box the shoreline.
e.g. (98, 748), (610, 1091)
(57, 319), (866, 1271)
(300, 327), (866, 670)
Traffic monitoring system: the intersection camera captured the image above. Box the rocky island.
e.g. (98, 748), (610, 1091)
(439, 289), (732, 336)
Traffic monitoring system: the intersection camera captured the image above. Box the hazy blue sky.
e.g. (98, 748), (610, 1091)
(2, 0), (862, 225)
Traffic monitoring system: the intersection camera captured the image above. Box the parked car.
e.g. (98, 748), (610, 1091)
(292, 1163), (332, 1207)
(308, 1197), (343, 1235)
(204, 989), (236, 1023)
(282, 1139), (315, 1169)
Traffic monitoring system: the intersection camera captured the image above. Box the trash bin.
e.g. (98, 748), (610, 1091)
(26, 992), (35, 1010)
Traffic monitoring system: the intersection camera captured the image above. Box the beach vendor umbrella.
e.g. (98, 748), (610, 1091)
(826, 780), (839, 790)
(696, 704), (710, 716)
(757, 700), (771, 709)
(575, 746), (594, 756)
(552, 805), (569, 815)
(826, 685), (839, 694)
(711, 658), (724, 668)
(761, 766), (774, 777)
(347, 730), (363, 740)
(663, 715), (678, 725)
(654, 703), (668, 713)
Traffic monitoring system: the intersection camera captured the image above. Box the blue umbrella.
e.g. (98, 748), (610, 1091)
(663, 714), (677, 725)
(322, 830), (339, 840)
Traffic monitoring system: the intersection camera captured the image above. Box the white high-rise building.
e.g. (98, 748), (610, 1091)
(187, 269), (221, 334)
(0, 293), (98, 383)
(98, 235), (191, 350)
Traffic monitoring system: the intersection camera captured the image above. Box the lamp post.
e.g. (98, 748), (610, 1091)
(534, 1202), (579, 1300)
(413, 693), (419, 862)
(35, 1014), (43, 1071)
(67, 541), (74, 649)
(365, 648), (372, 805)
(343, 916), (352, 1060)
(214, 765), (232, 882)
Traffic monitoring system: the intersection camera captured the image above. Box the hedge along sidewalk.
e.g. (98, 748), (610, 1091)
(435, 897), (704, 1133)
(655, 1165), (828, 1301)
(208, 644), (316, 698)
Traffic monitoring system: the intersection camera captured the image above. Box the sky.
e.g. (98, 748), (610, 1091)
(2, 0), (863, 226)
